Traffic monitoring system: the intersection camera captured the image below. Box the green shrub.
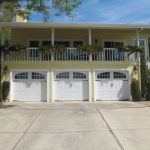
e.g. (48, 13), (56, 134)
(131, 79), (140, 101)
(145, 71), (150, 100)
(146, 80), (150, 100)
(140, 49), (147, 98)
(2, 81), (10, 101)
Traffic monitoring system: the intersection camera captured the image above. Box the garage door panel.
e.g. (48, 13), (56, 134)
(95, 71), (130, 101)
(54, 71), (89, 101)
(12, 71), (47, 101)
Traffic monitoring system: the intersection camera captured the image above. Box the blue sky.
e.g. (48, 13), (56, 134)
(30, 0), (150, 23)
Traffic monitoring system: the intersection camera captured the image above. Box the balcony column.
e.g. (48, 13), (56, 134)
(51, 28), (55, 46)
(88, 28), (92, 46)
(88, 28), (92, 61)
(51, 28), (55, 61)
(136, 29), (140, 46)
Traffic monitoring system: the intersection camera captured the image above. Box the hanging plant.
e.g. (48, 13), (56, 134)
(79, 45), (102, 54)
(124, 46), (143, 53)
(8, 45), (26, 56)
(9, 44), (26, 51)
(39, 45), (66, 53)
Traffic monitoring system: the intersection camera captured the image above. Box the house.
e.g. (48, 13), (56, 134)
(1, 22), (150, 102)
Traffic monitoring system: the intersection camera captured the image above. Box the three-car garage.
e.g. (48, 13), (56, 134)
(11, 69), (131, 102)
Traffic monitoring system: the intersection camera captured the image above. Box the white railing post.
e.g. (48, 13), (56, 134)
(51, 53), (54, 61)
(89, 53), (92, 61)
(4, 47), (133, 63)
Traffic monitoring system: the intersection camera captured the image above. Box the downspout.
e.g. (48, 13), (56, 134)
(136, 27), (144, 100)
(0, 25), (2, 100)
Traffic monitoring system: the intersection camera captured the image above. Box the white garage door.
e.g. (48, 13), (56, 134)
(54, 71), (89, 101)
(95, 71), (130, 100)
(12, 71), (47, 101)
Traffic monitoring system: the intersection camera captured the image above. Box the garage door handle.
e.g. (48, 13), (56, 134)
(110, 83), (113, 87)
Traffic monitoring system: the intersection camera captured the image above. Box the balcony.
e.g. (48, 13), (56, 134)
(2, 48), (138, 65)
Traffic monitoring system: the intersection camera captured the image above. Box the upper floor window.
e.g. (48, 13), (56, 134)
(55, 41), (70, 47)
(104, 41), (124, 48)
(73, 41), (83, 47)
(42, 41), (51, 46)
(134, 39), (145, 47)
(29, 41), (39, 47)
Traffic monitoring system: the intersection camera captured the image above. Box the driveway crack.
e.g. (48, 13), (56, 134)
(94, 104), (124, 150)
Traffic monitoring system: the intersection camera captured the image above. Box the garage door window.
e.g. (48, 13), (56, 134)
(73, 72), (86, 79)
(15, 72), (28, 79)
(114, 72), (126, 79)
(32, 72), (45, 79)
(97, 72), (110, 79)
(56, 72), (69, 79)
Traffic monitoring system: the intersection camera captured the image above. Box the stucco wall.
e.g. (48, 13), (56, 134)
(1, 62), (136, 102)
(11, 28), (139, 47)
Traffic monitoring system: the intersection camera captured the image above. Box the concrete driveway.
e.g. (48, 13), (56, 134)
(0, 101), (150, 150)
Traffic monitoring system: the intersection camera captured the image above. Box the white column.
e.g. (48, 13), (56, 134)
(88, 28), (92, 45)
(50, 70), (54, 102)
(51, 28), (55, 46)
(88, 29), (92, 61)
(136, 29), (140, 46)
(51, 28), (55, 61)
(47, 71), (50, 102)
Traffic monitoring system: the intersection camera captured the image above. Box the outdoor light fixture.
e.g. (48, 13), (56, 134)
(95, 39), (98, 44)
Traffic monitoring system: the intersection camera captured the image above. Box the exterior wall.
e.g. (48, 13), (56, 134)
(2, 63), (136, 102)
(11, 28), (138, 47)
(11, 28), (88, 46)
(92, 29), (136, 46)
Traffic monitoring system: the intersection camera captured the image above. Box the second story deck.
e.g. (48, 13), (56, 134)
(2, 48), (139, 66)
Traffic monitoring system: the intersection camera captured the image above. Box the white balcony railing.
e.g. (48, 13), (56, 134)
(2, 47), (138, 64)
